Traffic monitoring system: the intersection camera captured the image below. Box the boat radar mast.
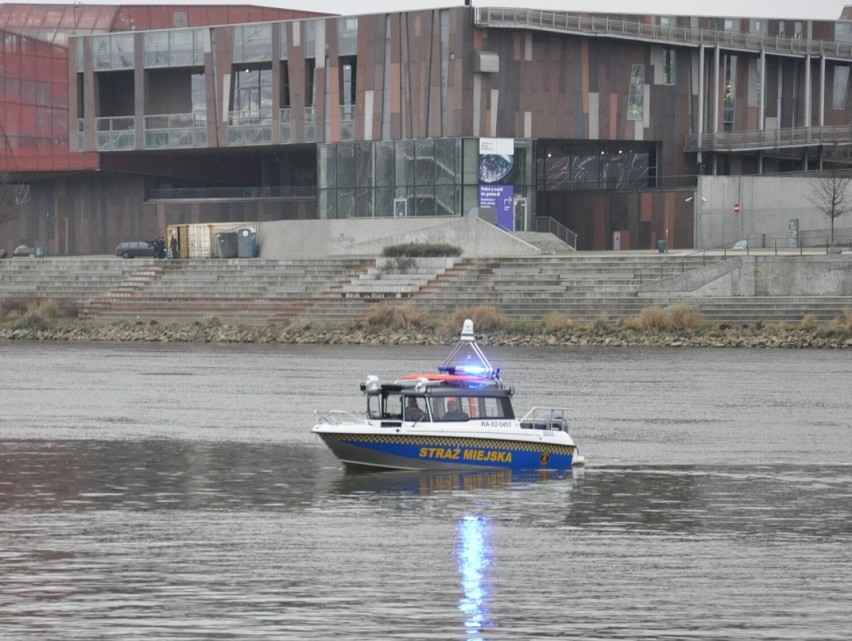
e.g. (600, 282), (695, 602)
(438, 319), (500, 381)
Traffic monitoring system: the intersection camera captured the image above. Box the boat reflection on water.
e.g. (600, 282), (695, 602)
(456, 514), (493, 641)
(327, 467), (580, 639)
(330, 467), (577, 497)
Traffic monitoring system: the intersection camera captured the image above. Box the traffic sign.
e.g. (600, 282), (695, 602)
(733, 203), (741, 214)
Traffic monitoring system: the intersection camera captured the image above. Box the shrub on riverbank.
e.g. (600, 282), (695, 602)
(382, 242), (462, 258)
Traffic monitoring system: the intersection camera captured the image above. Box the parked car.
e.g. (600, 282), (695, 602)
(115, 240), (156, 258)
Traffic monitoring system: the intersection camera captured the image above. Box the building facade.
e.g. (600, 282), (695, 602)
(2, 4), (852, 254)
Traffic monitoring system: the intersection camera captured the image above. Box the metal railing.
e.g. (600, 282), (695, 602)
(147, 185), (316, 200)
(685, 125), (852, 152)
(95, 116), (135, 151)
(144, 113), (207, 149)
(635, 235), (852, 283)
(474, 8), (852, 61)
(535, 216), (578, 250)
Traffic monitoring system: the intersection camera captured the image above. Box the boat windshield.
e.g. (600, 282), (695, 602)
(367, 391), (430, 421)
(367, 392), (402, 420)
(430, 395), (513, 421)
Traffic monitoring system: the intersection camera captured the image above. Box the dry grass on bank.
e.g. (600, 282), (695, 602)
(0, 299), (76, 331)
(621, 305), (703, 334)
(2, 299), (852, 345)
(361, 302), (433, 332)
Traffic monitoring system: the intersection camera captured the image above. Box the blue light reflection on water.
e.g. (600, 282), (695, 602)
(456, 514), (494, 640)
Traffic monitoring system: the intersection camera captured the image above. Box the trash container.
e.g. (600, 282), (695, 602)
(237, 227), (258, 258)
(215, 231), (238, 258)
(657, 239), (667, 253)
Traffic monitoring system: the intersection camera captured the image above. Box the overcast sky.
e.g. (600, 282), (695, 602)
(261, 0), (846, 21)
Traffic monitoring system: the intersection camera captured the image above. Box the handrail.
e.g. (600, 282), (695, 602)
(535, 216), (578, 250)
(684, 125), (852, 152)
(474, 7), (852, 61)
(635, 235), (852, 283)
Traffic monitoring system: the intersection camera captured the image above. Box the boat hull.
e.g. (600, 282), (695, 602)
(316, 432), (576, 471)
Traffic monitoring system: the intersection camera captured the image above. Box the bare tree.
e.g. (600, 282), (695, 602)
(808, 170), (852, 247)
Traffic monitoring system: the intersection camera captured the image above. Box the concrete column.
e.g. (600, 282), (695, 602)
(819, 55), (826, 127)
(713, 45), (720, 133)
(805, 54), (811, 127)
(134, 33), (145, 151)
(698, 46), (705, 145)
(759, 50), (765, 131)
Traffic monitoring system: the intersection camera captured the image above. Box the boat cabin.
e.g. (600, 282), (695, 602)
(364, 381), (515, 425)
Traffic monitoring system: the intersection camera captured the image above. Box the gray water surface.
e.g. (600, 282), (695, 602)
(1, 342), (850, 640)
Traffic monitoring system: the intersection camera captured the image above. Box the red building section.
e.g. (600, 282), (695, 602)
(0, 4), (327, 176)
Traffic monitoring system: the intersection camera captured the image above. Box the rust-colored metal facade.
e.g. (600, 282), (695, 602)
(3, 5), (852, 254)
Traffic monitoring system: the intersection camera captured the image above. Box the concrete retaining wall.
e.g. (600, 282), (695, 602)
(642, 255), (852, 296)
(695, 176), (852, 248)
(257, 217), (541, 259)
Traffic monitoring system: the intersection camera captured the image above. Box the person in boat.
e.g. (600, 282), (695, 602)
(443, 399), (468, 421)
(404, 397), (426, 422)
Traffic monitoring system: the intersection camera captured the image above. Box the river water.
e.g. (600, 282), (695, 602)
(0, 341), (850, 640)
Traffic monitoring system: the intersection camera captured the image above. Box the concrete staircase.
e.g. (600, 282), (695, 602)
(2, 253), (851, 326)
(0, 259), (141, 306)
(77, 258), (372, 323)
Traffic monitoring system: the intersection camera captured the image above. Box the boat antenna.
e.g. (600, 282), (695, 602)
(439, 319), (500, 380)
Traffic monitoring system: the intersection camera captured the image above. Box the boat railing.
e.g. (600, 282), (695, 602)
(313, 409), (366, 425)
(518, 408), (572, 432)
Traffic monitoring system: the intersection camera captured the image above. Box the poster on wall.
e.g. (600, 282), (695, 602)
(479, 138), (515, 230)
(627, 64), (645, 121)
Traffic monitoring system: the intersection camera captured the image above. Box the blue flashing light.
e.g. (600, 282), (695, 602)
(456, 364), (488, 376)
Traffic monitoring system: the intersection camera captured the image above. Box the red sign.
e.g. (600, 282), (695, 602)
(733, 203), (741, 214)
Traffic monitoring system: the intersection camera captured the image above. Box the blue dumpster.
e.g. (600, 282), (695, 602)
(657, 239), (667, 253)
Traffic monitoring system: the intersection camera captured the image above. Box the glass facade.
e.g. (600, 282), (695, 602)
(537, 142), (657, 191)
(144, 28), (205, 68)
(317, 138), (537, 219)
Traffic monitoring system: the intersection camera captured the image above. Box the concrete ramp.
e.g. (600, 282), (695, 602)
(258, 217), (542, 259)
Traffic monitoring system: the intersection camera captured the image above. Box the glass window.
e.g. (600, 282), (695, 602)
(305, 20), (316, 58)
(279, 22), (289, 59)
(723, 54), (737, 131)
(338, 17), (358, 56)
(396, 140), (415, 187)
(834, 66), (849, 110)
(435, 137), (456, 185)
(233, 24), (272, 63)
(836, 23), (852, 44)
(415, 139), (436, 185)
(355, 142), (372, 187)
(662, 47), (676, 85)
(191, 73), (206, 116)
(336, 143), (355, 188)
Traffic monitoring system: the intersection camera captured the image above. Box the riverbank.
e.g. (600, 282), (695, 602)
(2, 316), (851, 348)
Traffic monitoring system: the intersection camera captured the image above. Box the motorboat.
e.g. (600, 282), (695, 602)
(312, 319), (583, 471)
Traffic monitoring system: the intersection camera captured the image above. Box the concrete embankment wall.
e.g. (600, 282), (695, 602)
(695, 176), (852, 248)
(257, 217), (540, 259)
(641, 255), (852, 297)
